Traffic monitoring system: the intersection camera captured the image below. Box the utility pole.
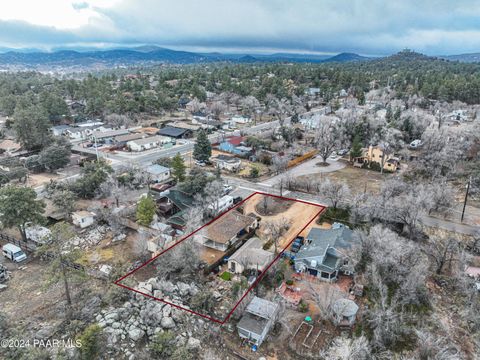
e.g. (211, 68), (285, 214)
(93, 135), (99, 162)
(461, 177), (471, 222)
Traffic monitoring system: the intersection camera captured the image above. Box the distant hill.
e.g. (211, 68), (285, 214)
(0, 47), (373, 70)
(439, 53), (480, 63)
(322, 52), (371, 63)
(3, 46), (475, 70)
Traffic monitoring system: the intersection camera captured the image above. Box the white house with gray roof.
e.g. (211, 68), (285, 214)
(145, 164), (171, 183)
(294, 223), (357, 282)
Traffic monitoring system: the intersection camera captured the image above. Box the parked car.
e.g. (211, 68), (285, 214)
(290, 236), (305, 253)
(195, 160), (206, 167)
(2, 243), (27, 263)
(223, 184), (233, 194)
(233, 196), (243, 204)
(337, 149), (349, 156)
(409, 139), (423, 149)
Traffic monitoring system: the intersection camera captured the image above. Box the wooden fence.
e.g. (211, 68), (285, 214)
(287, 150), (318, 168)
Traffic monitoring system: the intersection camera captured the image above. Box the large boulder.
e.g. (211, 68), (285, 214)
(128, 327), (145, 341)
(187, 337), (201, 350)
(160, 317), (175, 329)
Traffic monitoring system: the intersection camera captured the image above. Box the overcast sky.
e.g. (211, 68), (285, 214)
(0, 0), (479, 55)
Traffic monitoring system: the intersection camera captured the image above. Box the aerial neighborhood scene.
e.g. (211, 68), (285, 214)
(0, 1), (480, 359)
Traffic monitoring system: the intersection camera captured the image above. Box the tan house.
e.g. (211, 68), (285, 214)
(201, 211), (258, 252)
(354, 145), (400, 172)
(228, 237), (273, 274)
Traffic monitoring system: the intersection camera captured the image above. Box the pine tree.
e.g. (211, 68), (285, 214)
(171, 153), (186, 183)
(136, 195), (156, 226)
(193, 130), (212, 162)
(350, 134), (363, 162)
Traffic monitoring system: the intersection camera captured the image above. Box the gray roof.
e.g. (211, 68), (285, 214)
(128, 135), (170, 146)
(94, 129), (129, 139)
(245, 296), (278, 320)
(146, 164), (170, 175)
(115, 133), (145, 142)
(237, 312), (268, 336)
(158, 126), (190, 137)
(229, 237), (273, 267)
(295, 224), (355, 272)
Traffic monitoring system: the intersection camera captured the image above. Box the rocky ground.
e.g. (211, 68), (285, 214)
(97, 278), (206, 359)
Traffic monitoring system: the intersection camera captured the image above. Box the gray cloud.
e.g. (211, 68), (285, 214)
(1, 0), (480, 55)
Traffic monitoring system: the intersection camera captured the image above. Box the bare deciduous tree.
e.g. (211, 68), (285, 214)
(318, 178), (350, 210)
(209, 100), (226, 119)
(313, 116), (346, 164)
(263, 218), (290, 254)
(422, 236), (460, 275)
(105, 113), (131, 128)
(321, 335), (371, 360)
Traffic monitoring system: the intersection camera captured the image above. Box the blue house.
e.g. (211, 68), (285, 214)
(217, 136), (253, 157)
(294, 223), (357, 282)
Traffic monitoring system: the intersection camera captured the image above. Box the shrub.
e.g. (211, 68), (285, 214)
(297, 300), (309, 313)
(285, 279), (294, 286)
(77, 324), (103, 360)
(250, 166), (260, 178)
(150, 331), (175, 359)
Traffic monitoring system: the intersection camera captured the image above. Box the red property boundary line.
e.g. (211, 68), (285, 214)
(115, 191), (326, 324)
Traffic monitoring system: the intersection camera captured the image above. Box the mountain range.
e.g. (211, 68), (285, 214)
(0, 46), (372, 69)
(0, 45), (478, 70)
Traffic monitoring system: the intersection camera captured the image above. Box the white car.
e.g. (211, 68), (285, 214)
(223, 184), (233, 194)
(194, 160), (206, 167)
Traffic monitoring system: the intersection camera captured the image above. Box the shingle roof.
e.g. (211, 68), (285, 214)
(115, 133), (145, 142)
(295, 225), (354, 269)
(204, 211), (255, 244)
(229, 237), (273, 267)
(94, 129), (130, 139)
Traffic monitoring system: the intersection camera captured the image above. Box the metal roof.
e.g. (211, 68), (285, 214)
(158, 126), (190, 137)
(146, 164), (170, 175)
(245, 296), (279, 319)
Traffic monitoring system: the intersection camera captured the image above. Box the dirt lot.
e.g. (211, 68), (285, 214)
(0, 256), (104, 329)
(242, 193), (324, 249)
(298, 165), (390, 195)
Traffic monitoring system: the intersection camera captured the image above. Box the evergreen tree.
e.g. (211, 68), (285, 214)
(13, 103), (51, 150)
(171, 153), (186, 183)
(385, 105), (393, 123)
(136, 195), (156, 226)
(0, 185), (45, 241)
(193, 130), (212, 162)
(350, 134), (363, 161)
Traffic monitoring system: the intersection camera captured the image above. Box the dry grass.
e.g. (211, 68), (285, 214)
(298, 165), (391, 195)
